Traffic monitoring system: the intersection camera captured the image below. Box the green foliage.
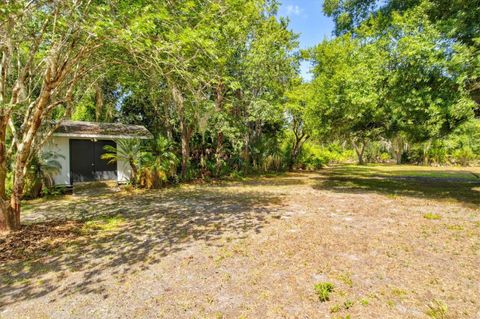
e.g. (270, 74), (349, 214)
(102, 139), (142, 185)
(364, 142), (391, 164)
(296, 143), (354, 170)
(138, 136), (179, 189)
(402, 119), (480, 165)
(82, 215), (126, 234)
(307, 35), (386, 144)
(24, 152), (64, 199)
(359, 298), (369, 306)
(314, 282), (335, 302)
(344, 300), (354, 309)
(305, 1), (477, 167)
(102, 139), (142, 165)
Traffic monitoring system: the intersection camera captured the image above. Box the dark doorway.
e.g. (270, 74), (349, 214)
(70, 139), (117, 183)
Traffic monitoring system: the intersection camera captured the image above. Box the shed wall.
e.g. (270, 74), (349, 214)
(43, 136), (71, 186)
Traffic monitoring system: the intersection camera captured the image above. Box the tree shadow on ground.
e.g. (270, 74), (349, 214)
(312, 168), (480, 206)
(0, 186), (283, 307)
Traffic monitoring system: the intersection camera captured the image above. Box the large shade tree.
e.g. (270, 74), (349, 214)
(0, 1), (118, 231)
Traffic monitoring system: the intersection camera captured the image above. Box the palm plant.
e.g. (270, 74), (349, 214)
(138, 136), (178, 188)
(25, 151), (64, 198)
(149, 136), (178, 176)
(102, 139), (142, 185)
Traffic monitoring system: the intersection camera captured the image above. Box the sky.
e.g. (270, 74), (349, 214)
(278, 0), (335, 81)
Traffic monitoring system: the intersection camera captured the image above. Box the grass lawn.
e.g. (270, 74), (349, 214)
(1, 165), (479, 318)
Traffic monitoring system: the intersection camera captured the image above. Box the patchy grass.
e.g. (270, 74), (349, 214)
(82, 215), (126, 234)
(426, 300), (449, 319)
(424, 213), (442, 220)
(336, 272), (353, 287)
(446, 224), (464, 231)
(315, 164), (480, 206)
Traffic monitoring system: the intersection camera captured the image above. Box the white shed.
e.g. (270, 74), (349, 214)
(43, 120), (152, 186)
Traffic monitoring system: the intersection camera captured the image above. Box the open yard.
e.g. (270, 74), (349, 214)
(1, 165), (480, 318)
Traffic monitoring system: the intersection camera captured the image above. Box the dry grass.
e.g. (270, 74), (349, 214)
(1, 165), (479, 318)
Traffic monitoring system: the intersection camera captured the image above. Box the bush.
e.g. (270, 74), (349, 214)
(296, 142), (354, 170)
(379, 152), (391, 163)
(401, 119), (480, 166)
(452, 147), (476, 166)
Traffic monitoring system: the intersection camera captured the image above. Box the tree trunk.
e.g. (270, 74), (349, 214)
(180, 121), (191, 180)
(170, 83), (191, 180)
(353, 140), (366, 165)
(0, 200), (19, 231)
(392, 136), (404, 165)
(95, 83), (104, 122)
(215, 132), (224, 177)
(214, 83), (225, 177)
(394, 150), (402, 165)
(242, 131), (250, 172)
(0, 115), (11, 231)
(289, 134), (308, 171)
(0, 116), (19, 231)
(129, 160), (138, 185)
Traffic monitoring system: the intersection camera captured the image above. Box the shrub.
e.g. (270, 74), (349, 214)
(296, 142), (354, 170)
(452, 147), (476, 166)
(24, 151), (64, 199)
(379, 152), (391, 163)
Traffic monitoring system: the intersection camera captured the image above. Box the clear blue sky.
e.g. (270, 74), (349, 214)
(278, 0), (335, 81)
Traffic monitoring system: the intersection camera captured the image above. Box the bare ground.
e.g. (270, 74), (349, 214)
(1, 165), (479, 318)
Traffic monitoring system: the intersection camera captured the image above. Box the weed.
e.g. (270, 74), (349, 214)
(424, 213), (441, 220)
(359, 298), (369, 306)
(330, 304), (341, 313)
(331, 300), (354, 313)
(344, 300), (354, 309)
(337, 272), (353, 287)
(426, 300), (448, 319)
(314, 282), (334, 302)
(391, 287), (408, 298)
(446, 224), (464, 231)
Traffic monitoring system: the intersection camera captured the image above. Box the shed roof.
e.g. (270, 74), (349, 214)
(53, 120), (153, 139)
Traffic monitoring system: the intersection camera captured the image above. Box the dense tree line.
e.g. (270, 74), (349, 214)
(0, 0), (478, 231)
(301, 0), (479, 164)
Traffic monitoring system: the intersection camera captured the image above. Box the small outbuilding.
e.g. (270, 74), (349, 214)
(44, 120), (152, 186)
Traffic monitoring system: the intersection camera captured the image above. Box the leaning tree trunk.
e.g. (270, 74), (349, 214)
(289, 133), (309, 171)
